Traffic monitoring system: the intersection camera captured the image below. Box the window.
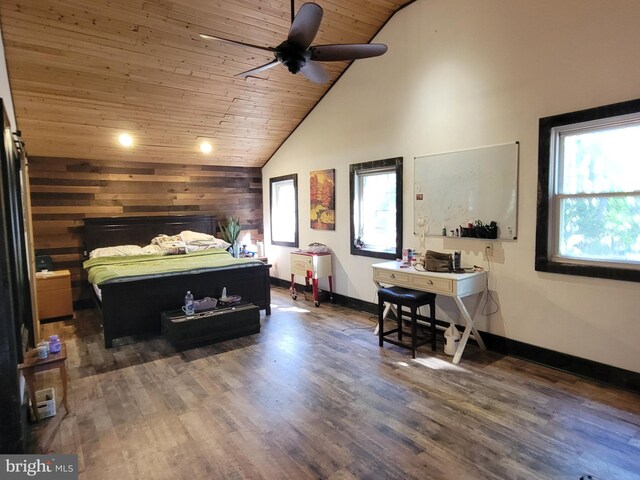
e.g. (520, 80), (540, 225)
(350, 158), (403, 259)
(270, 174), (298, 247)
(536, 98), (640, 282)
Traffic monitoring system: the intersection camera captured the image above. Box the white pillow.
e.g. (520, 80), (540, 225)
(179, 230), (215, 243)
(89, 245), (144, 259)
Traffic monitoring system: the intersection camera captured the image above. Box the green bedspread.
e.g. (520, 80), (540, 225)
(83, 249), (262, 285)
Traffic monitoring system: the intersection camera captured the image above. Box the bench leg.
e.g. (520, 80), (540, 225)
(431, 299), (437, 351)
(411, 306), (418, 359)
(378, 299), (385, 347)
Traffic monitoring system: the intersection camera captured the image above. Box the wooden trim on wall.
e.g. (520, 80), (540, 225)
(21, 153), (39, 343)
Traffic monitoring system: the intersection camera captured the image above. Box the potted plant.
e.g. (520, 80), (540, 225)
(220, 215), (242, 256)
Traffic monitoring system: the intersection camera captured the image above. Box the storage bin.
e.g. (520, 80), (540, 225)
(30, 387), (56, 420)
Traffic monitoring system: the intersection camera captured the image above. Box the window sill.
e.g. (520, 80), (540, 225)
(535, 257), (640, 283)
(350, 248), (396, 260)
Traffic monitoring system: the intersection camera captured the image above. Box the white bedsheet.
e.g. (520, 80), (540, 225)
(93, 282), (102, 301)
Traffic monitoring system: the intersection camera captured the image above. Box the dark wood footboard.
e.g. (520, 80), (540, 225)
(99, 263), (271, 348)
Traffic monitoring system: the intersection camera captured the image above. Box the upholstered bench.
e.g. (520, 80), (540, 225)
(377, 286), (436, 358)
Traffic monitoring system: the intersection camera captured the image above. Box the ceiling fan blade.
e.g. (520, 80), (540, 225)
(299, 60), (330, 83)
(236, 60), (281, 79)
(287, 2), (323, 49)
(310, 43), (388, 61)
(199, 33), (276, 53)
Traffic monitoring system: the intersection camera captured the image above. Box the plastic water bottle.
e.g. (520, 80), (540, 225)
(184, 291), (195, 316)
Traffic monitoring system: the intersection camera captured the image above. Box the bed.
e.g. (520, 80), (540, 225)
(83, 215), (271, 348)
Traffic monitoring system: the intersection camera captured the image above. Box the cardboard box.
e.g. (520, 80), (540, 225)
(31, 387), (56, 420)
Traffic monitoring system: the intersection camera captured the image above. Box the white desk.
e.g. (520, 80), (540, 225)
(372, 261), (487, 364)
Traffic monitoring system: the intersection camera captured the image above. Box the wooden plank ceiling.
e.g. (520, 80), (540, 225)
(0, 0), (408, 167)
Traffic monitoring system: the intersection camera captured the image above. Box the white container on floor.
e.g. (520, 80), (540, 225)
(444, 324), (461, 356)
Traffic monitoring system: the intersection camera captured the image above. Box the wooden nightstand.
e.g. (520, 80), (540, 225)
(36, 270), (73, 320)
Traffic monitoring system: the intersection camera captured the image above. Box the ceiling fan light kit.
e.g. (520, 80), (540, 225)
(199, 2), (387, 83)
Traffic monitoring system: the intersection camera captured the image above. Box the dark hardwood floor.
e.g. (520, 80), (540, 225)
(30, 287), (640, 479)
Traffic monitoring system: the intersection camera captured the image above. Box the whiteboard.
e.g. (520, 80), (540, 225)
(414, 142), (519, 240)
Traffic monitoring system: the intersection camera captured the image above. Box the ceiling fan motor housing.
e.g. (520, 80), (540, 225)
(199, 2), (387, 83)
(275, 41), (310, 74)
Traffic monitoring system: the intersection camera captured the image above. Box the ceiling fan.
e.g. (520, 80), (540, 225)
(199, 1), (388, 84)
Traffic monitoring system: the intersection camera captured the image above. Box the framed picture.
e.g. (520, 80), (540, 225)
(310, 169), (335, 230)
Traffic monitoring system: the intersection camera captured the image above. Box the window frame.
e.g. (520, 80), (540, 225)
(349, 157), (403, 260)
(270, 174), (299, 248)
(535, 98), (640, 282)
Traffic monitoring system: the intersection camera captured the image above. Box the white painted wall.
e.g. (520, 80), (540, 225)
(262, 0), (640, 374)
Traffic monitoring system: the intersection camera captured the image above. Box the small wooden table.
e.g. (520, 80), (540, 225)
(19, 342), (69, 421)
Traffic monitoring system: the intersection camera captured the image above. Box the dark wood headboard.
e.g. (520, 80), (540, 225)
(83, 215), (217, 254)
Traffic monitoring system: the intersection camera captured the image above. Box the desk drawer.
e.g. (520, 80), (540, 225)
(411, 275), (453, 294)
(374, 269), (410, 286)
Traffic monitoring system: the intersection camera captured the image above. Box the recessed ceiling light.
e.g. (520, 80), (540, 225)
(199, 141), (213, 154)
(118, 133), (133, 147)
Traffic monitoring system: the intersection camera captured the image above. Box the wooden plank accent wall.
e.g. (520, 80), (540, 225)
(28, 156), (263, 303)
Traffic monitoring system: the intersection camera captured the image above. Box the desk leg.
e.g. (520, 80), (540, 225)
(24, 369), (39, 422)
(60, 363), (70, 415)
(467, 290), (488, 351)
(373, 280), (397, 335)
(452, 290), (487, 364)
